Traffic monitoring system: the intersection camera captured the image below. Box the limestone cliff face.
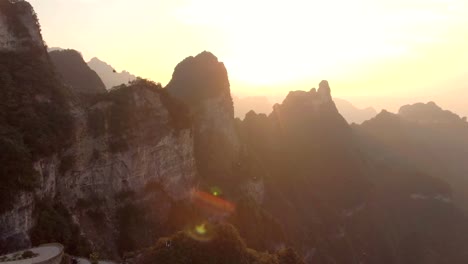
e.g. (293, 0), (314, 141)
(58, 83), (196, 205)
(48, 81), (196, 255)
(166, 51), (241, 192)
(0, 0), (71, 252)
(0, 192), (34, 252)
(0, 1), (197, 253)
(0, 79), (197, 255)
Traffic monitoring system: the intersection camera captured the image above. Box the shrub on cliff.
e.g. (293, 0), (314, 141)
(134, 223), (304, 264)
(0, 47), (73, 212)
(0, 128), (37, 212)
(30, 200), (91, 256)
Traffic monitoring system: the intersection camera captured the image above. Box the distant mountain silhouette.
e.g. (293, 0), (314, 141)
(233, 96), (272, 119)
(357, 102), (468, 211)
(399, 101), (465, 123)
(233, 95), (376, 124)
(88, 57), (137, 89)
(334, 98), (377, 124)
(49, 49), (106, 94)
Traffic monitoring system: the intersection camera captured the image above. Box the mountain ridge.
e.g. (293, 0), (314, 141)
(2, 2), (468, 264)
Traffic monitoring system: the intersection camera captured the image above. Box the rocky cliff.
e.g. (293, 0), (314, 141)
(0, 1), (196, 256)
(166, 51), (241, 195)
(0, 0), (72, 252)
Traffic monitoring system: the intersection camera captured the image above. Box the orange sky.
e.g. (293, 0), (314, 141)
(29, 0), (468, 114)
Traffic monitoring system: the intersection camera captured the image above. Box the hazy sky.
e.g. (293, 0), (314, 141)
(29, 0), (468, 113)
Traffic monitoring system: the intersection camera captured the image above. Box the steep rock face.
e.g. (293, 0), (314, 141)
(0, 1), (197, 254)
(87, 57), (136, 89)
(49, 49), (107, 95)
(0, 192), (34, 253)
(51, 80), (196, 256)
(166, 51), (241, 192)
(59, 81), (195, 204)
(0, 0), (73, 252)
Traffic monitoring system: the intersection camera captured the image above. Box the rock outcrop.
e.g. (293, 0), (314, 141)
(0, 192), (34, 253)
(51, 80), (195, 256)
(49, 49), (107, 95)
(0, 2), (196, 255)
(0, 0), (42, 50)
(166, 51), (241, 192)
(0, 0), (72, 251)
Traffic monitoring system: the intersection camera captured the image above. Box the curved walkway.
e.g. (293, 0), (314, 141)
(0, 244), (64, 264)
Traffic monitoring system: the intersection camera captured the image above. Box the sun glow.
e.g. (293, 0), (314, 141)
(169, 0), (467, 96)
(30, 0), (468, 99)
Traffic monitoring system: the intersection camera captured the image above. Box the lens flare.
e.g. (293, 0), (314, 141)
(195, 224), (207, 235)
(210, 186), (222, 197)
(187, 222), (215, 242)
(191, 189), (236, 217)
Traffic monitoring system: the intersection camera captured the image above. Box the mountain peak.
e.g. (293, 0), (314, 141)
(194, 50), (219, 62)
(166, 51), (230, 106)
(281, 81), (335, 110)
(318, 80), (332, 101)
(399, 101), (463, 124)
(0, 0), (44, 51)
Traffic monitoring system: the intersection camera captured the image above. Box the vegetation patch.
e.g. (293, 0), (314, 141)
(87, 109), (106, 138)
(30, 199), (91, 256)
(0, 129), (37, 213)
(134, 223), (304, 264)
(0, 0), (41, 42)
(0, 250), (38, 262)
(58, 154), (75, 175)
(115, 202), (152, 254)
(114, 190), (135, 202)
(86, 78), (191, 153)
